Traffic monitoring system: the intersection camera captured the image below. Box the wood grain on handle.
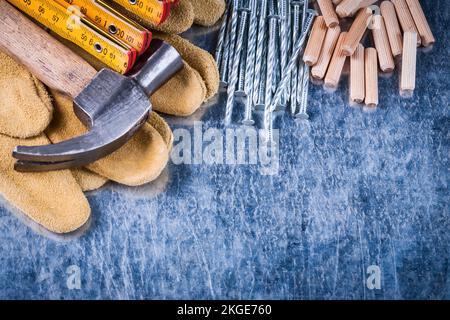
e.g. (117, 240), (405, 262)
(303, 16), (327, 66)
(405, 0), (435, 47)
(391, 0), (421, 46)
(325, 32), (348, 88)
(372, 15), (395, 73)
(380, 1), (403, 57)
(0, 0), (97, 98)
(364, 47), (378, 107)
(350, 43), (365, 103)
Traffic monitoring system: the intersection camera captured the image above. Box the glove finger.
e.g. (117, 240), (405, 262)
(148, 112), (173, 149)
(190, 0), (226, 27)
(0, 51), (53, 138)
(0, 133), (90, 233)
(46, 91), (170, 187)
(71, 168), (108, 192)
(154, 32), (219, 100)
(150, 0), (195, 34)
(151, 61), (206, 116)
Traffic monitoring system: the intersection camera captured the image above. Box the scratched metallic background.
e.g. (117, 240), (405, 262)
(0, 1), (448, 299)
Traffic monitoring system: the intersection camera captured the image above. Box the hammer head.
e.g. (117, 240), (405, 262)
(13, 40), (183, 171)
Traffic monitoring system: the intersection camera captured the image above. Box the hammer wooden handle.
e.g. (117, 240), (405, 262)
(0, 0), (97, 98)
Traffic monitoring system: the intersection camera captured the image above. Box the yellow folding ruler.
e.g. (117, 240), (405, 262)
(55, 0), (152, 54)
(109, 0), (171, 25)
(7, 0), (138, 74)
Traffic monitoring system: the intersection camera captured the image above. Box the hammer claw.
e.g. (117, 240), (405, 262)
(13, 113), (148, 169)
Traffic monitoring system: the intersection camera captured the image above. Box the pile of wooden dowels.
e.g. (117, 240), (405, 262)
(305, 0), (435, 107)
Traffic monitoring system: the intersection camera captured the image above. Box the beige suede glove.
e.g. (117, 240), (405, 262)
(114, 0), (226, 34)
(0, 51), (172, 233)
(0, 1), (225, 233)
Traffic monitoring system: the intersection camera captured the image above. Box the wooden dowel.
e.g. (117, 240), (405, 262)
(350, 43), (365, 103)
(336, 0), (362, 18)
(359, 0), (378, 8)
(405, 0), (435, 46)
(391, 0), (421, 46)
(325, 32), (348, 88)
(401, 31), (417, 92)
(317, 0), (340, 28)
(311, 25), (341, 80)
(380, 1), (403, 57)
(372, 15), (395, 72)
(303, 16), (328, 66)
(364, 47), (378, 107)
(342, 8), (373, 56)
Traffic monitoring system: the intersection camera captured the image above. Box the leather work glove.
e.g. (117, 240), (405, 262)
(113, 0), (226, 34)
(0, 1), (225, 234)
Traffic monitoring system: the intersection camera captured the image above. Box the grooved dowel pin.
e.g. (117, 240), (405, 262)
(380, 1), (403, 57)
(364, 47), (378, 107)
(350, 43), (365, 104)
(405, 0), (435, 47)
(391, 0), (421, 46)
(372, 14), (395, 73)
(400, 31), (417, 93)
(311, 25), (341, 80)
(317, 0), (339, 27)
(303, 15), (327, 66)
(324, 31), (348, 88)
(341, 7), (373, 56)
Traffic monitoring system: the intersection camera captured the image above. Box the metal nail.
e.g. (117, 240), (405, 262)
(267, 9), (316, 115)
(219, 1), (235, 87)
(290, 1), (301, 115)
(225, 6), (248, 125)
(243, 0), (258, 125)
(263, 13), (278, 133)
(235, 29), (248, 97)
(295, 64), (311, 119)
(278, 0), (289, 107)
(215, 3), (229, 67)
(252, 0), (268, 106)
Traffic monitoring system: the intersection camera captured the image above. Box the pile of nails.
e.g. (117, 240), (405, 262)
(215, 0), (435, 140)
(215, 0), (317, 143)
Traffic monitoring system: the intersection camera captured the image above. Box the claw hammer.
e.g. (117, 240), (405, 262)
(0, 0), (183, 172)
